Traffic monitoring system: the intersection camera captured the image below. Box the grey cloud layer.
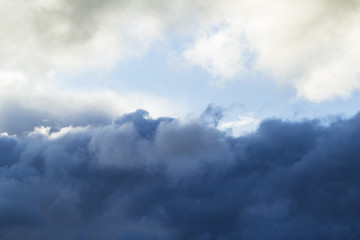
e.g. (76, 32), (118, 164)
(0, 109), (360, 239)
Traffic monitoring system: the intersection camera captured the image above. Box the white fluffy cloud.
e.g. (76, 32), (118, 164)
(1, 0), (360, 102)
(183, 24), (248, 81)
(181, 0), (360, 101)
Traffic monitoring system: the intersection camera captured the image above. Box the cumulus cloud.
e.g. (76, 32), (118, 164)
(0, 109), (360, 239)
(179, 0), (360, 101)
(2, 0), (360, 101)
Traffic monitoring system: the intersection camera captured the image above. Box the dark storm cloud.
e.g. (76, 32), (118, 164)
(0, 110), (360, 239)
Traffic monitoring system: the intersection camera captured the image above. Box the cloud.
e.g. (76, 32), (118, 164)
(0, 109), (360, 239)
(0, 0), (218, 75)
(179, 0), (360, 101)
(2, 0), (360, 101)
(0, 0), (163, 74)
(218, 113), (260, 136)
(200, 104), (224, 127)
(0, 78), (184, 135)
(183, 24), (249, 81)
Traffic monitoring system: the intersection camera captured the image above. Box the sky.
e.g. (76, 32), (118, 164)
(1, 0), (360, 239)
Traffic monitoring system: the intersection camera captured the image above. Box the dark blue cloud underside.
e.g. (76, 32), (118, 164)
(0, 110), (360, 239)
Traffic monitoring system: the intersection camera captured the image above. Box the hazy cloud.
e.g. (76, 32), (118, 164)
(0, 79), (183, 135)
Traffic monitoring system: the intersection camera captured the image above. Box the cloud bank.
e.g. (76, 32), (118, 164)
(1, 109), (360, 239)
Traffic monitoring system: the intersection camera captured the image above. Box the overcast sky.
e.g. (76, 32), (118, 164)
(1, 0), (360, 239)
